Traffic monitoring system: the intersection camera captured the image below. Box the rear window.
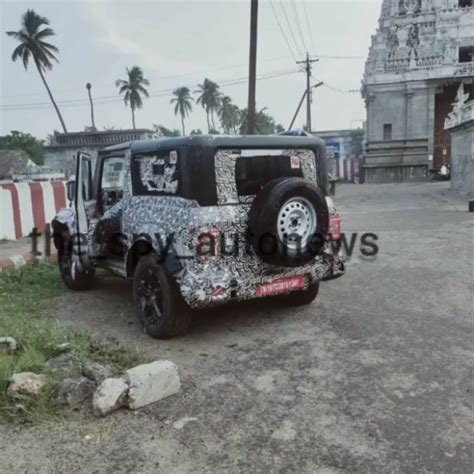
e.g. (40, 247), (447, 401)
(235, 154), (303, 196)
(214, 148), (318, 205)
(131, 150), (180, 196)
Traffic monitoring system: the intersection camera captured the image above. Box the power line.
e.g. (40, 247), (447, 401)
(0, 55), (296, 101)
(269, 0), (297, 62)
(279, 0), (303, 58)
(322, 83), (360, 94)
(318, 54), (365, 59)
(302, 0), (316, 54)
(1, 68), (296, 109)
(1, 69), (298, 112)
(290, 0), (308, 54)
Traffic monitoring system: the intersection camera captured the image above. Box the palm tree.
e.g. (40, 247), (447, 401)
(170, 87), (193, 135)
(218, 96), (240, 134)
(115, 66), (150, 129)
(7, 9), (68, 132)
(195, 78), (221, 132)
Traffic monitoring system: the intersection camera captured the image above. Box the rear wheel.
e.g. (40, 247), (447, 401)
(133, 254), (191, 339)
(278, 282), (320, 306)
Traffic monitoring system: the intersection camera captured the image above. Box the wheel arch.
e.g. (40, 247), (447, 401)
(125, 238), (183, 278)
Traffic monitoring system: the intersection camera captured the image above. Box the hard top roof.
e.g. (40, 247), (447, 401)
(101, 134), (326, 154)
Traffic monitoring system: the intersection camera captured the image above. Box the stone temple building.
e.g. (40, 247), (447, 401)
(362, 0), (473, 183)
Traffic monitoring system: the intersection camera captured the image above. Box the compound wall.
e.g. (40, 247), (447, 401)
(0, 181), (66, 240)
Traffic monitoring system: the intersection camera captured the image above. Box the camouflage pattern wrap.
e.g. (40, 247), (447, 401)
(54, 143), (345, 308)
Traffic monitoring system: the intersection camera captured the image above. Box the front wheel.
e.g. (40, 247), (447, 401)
(58, 233), (95, 291)
(278, 282), (320, 306)
(133, 254), (191, 339)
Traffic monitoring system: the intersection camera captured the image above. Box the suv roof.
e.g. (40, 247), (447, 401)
(101, 134), (326, 155)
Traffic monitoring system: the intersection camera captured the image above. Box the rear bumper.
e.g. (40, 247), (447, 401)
(177, 251), (345, 308)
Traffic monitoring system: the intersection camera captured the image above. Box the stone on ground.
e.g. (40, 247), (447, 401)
(0, 336), (19, 353)
(56, 377), (96, 409)
(7, 372), (47, 399)
(92, 377), (128, 417)
(45, 353), (81, 377)
(125, 360), (180, 410)
(82, 360), (114, 383)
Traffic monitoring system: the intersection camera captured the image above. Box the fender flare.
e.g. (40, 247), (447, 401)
(51, 209), (76, 251)
(125, 237), (183, 278)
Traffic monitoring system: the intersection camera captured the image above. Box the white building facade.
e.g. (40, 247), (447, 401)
(362, 0), (473, 183)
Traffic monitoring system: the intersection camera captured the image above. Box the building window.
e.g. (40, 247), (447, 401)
(383, 124), (392, 140)
(459, 46), (474, 63)
(459, 0), (472, 8)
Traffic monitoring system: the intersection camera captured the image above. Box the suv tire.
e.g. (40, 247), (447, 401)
(133, 254), (191, 339)
(57, 232), (95, 291)
(279, 282), (320, 305)
(248, 178), (329, 267)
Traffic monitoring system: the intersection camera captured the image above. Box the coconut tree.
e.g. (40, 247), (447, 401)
(6, 9), (68, 132)
(115, 66), (150, 129)
(195, 78), (221, 132)
(218, 96), (240, 134)
(170, 87), (193, 135)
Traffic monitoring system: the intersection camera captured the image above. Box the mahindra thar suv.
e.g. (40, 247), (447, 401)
(52, 135), (345, 339)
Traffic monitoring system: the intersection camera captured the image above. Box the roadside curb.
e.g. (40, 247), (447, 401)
(0, 252), (57, 272)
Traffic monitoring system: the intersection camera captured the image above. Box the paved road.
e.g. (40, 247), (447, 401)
(3, 182), (472, 473)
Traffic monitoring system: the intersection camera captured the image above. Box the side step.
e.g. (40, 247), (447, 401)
(95, 258), (127, 278)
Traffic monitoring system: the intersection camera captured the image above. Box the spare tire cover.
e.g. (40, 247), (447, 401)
(248, 177), (329, 267)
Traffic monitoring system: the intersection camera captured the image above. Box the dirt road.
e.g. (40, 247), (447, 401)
(2, 182), (472, 473)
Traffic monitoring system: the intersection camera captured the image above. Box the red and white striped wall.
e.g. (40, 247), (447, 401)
(0, 181), (67, 240)
(334, 158), (358, 182)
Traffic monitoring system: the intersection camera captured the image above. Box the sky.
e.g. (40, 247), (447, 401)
(0, 0), (382, 140)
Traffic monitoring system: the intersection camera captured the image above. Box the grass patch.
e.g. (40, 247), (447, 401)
(0, 264), (141, 424)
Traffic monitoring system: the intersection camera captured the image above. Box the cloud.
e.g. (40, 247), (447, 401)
(86, 1), (201, 77)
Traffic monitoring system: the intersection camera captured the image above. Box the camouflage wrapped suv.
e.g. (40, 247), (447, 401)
(52, 135), (345, 339)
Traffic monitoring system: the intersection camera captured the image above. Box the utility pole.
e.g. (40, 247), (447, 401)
(288, 82), (323, 131)
(86, 83), (96, 130)
(247, 0), (258, 135)
(296, 53), (319, 133)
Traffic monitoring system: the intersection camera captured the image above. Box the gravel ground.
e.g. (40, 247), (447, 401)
(1, 182), (472, 473)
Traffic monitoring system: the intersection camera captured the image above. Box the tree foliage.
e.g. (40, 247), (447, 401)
(239, 108), (284, 135)
(116, 66), (150, 129)
(153, 124), (181, 137)
(170, 87), (193, 135)
(6, 9), (68, 132)
(0, 131), (44, 165)
(218, 96), (240, 134)
(195, 78), (221, 132)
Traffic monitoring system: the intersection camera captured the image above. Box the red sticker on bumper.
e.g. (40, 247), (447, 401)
(256, 275), (305, 297)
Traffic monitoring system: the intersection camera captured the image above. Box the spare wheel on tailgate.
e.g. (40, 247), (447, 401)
(248, 177), (329, 267)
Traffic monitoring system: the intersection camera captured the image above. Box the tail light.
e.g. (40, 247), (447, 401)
(328, 215), (341, 241)
(197, 231), (240, 261)
(197, 230), (220, 260)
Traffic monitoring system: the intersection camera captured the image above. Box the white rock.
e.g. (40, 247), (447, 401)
(125, 360), (180, 410)
(92, 377), (128, 417)
(0, 337), (18, 352)
(7, 372), (47, 399)
(173, 417), (198, 430)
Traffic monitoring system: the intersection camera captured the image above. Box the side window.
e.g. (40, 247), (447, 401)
(132, 150), (179, 196)
(101, 156), (125, 190)
(100, 156), (125, 211)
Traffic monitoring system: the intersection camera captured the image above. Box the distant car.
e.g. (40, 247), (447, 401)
(52, 135), (345, 339)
